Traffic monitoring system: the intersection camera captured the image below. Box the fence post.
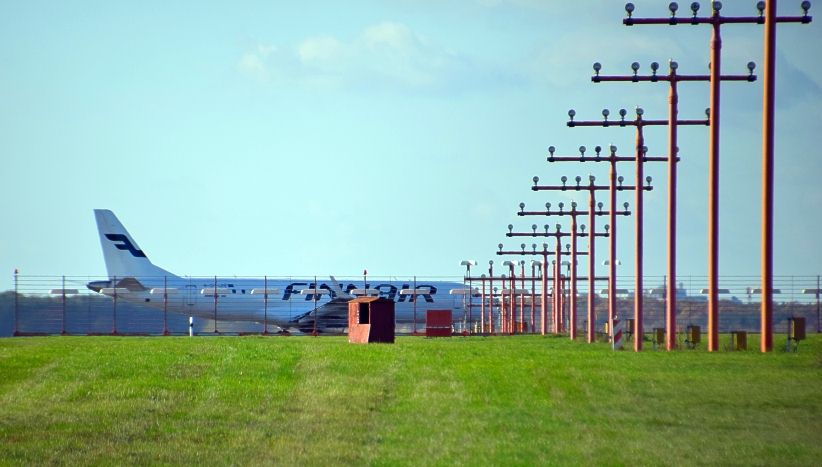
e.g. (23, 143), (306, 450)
(413, 276), (418, 334)
(13, 269), (19, 336)
(163, 275), (169, 336)
(312, 275), (318, 337)
(213, 276), (218, 334)
(61, 275), (67, 335)
(112, 275), (118, 335)
(263, 275), (269, 335)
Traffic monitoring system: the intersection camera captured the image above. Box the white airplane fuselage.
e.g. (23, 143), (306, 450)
(87, 210), (468, 333)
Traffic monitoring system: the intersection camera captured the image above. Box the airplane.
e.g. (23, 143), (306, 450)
(86, 209), (471, 333)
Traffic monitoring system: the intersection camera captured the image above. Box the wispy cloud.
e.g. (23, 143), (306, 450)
(238, 45), (276, 81)
(238, 21), (518, 93)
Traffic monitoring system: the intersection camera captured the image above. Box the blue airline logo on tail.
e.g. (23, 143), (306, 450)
(104, 234), (147, 258)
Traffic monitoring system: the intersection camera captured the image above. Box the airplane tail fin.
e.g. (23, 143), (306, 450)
(94, 209), (177, 280)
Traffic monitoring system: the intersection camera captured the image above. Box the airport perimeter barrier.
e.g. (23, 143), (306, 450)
(3, 275), (467, 336)
(1, 274), (820, 338)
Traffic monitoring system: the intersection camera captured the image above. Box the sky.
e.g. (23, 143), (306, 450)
(1, 0), (820, 291)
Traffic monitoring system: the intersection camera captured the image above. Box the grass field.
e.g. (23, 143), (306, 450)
(1, 335), (821, 465)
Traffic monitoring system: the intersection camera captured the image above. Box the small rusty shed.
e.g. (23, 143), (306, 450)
(348, 297), (395, 344)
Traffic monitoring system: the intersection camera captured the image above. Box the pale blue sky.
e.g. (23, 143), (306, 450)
(1, 0), (820, 290)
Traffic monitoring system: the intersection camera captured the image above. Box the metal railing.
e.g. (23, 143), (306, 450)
(2, 274), (819, 337)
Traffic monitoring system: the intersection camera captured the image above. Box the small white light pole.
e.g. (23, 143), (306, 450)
(460, 260), (478, 332)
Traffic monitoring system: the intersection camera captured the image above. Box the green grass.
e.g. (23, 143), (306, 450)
(1, 335), (821, 466)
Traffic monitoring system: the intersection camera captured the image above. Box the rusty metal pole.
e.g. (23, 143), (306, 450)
(634, 113), (645, 352)
(501, 262), (510, 334)
(554, 238), (562, 333)
(509, 264), (516, 334)
(557, 238), (564, 333)
(588, 185), (596, 343)
(489, 262), (495, 334)
(480, 275), (486, 333)
(552, 260), (558, 334)
(667, 67), (679, 351)
(520, 260), (526, 333)
(707, 7), (722, 352)
(562, 264), (567, 333)
(498, 265), (506, 334)
(541, 251), (548, 335)
(466, 264), (473, 332)
(501, 268), (507, 334)
(551, 259), (557, 334)
(609, 154), (617, 341)
(570, 209), (578, 340)
(531, 261), (537, 334)
(503, 283), (508, 334)
(761, 0), (777, 352)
